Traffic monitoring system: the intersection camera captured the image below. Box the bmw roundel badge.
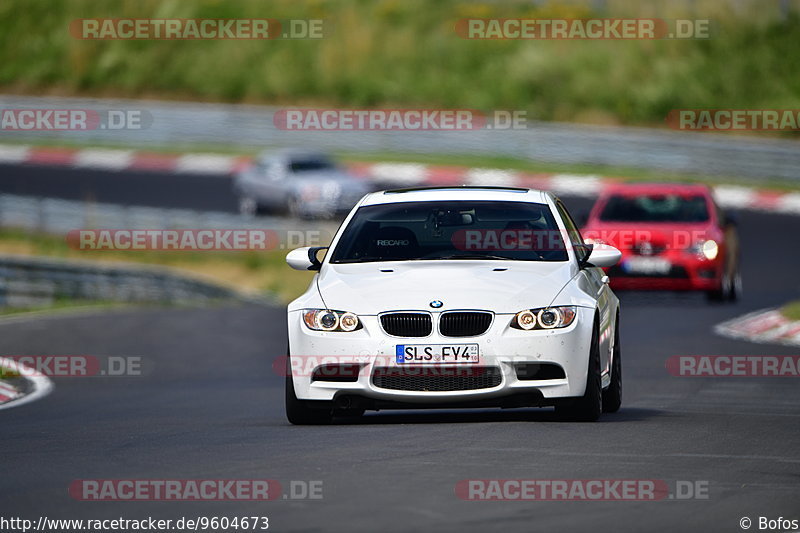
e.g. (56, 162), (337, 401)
(429, 300), (443, 308)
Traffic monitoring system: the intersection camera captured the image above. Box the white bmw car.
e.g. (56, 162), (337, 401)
(285, 186), (622, 424)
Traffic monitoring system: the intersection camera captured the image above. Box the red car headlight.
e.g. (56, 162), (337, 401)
(687, 239), (719, 260)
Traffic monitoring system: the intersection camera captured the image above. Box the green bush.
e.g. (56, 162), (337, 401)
(1, 0), (798, 127)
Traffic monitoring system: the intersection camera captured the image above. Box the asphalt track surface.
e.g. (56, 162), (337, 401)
(0, 163), (240, 212)
(2, 164), (800, 533)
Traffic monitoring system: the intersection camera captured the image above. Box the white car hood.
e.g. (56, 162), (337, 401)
(315, 261), (577, 315)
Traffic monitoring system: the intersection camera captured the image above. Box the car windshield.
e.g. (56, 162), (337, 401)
(289, 158), (334, 173)
(598, 194), (709, 223)
(329, 200), (568, 263)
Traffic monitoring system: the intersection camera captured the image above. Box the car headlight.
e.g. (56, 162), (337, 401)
(302, 309), (362, 332)
(511, 306), (577, 330)
(688, 240), (719, 260)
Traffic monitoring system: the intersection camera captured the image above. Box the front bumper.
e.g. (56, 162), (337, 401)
(608, 253), (722, 291)
(287, 307), (595, 406)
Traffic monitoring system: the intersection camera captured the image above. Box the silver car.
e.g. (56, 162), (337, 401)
(233, 150), (372, 218)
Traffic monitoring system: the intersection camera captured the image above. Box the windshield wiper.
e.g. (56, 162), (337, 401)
(334, 254), (524, 263)
(332, 257), (382, 263)
(429, 254), (517, 261)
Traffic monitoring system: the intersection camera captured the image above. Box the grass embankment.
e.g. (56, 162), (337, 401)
(0, 229), (315, 304)
(781, 301), (800, 321)
(0, 299), (125, 317)
(0, 362), (21, 379)
(2, 0), (800, 129)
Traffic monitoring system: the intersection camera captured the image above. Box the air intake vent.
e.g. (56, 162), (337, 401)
(514, 363), (566, 380)
(372, 366), (502, 391)
(439, 311), (493, 337)
(380, 313), (432, 337)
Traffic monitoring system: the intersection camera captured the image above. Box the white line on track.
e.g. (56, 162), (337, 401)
(73, 149), (134, 171)
(0, 144), (31, 164)
(367, 162), (427, 184)
(175, 154), (238, 174)
(464, 168), (520, 186)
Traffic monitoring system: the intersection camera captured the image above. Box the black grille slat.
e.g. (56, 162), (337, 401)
(440, 312), (492, 337)
(372, 366), (502, 391)
(380, 313), (432, 337)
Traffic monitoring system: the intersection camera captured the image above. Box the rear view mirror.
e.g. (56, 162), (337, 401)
(432, 209), (474, 227)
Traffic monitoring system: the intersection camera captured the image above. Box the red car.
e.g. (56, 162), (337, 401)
(581, 183), (741, 301)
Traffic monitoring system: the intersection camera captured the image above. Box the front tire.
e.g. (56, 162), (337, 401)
(285, 360), (333, 425)
(728, 268), (742, 302)
(556, 319), (602, 422)
(287, 194), (304, 219)
(707, 264), (741, 303)
(706, 269), (728, 302)
(238, 195), (261, 217)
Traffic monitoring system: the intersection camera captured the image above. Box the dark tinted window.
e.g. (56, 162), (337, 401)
(330, 200), (568, 263)
(599, 194), (709, 223)
(289, 157), (334, 172)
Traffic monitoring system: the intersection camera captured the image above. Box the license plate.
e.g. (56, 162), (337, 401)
(623, 257), (671, 274)
(395, 344), (479, 364)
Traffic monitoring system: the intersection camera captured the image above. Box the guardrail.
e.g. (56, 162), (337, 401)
(0, 194), (321, 234)
(0, 193), (334, 309)
(1, 95), (799, 181)
(0, 254), (240, 308)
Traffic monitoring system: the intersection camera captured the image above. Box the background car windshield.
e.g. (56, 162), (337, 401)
(599, 194), (710, 223)
(289, 158), (334, 172)
(330, 200), (568, 263)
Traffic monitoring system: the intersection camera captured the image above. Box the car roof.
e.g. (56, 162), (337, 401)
(359, 186), (551, 206)
(601, 182), (712, 196)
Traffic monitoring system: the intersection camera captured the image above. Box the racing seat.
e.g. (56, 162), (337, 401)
(369, 226), (420, 260)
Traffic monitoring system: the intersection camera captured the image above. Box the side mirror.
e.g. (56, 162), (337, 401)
(585, 243), (622, 268)
(286, 246), (328, 271)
